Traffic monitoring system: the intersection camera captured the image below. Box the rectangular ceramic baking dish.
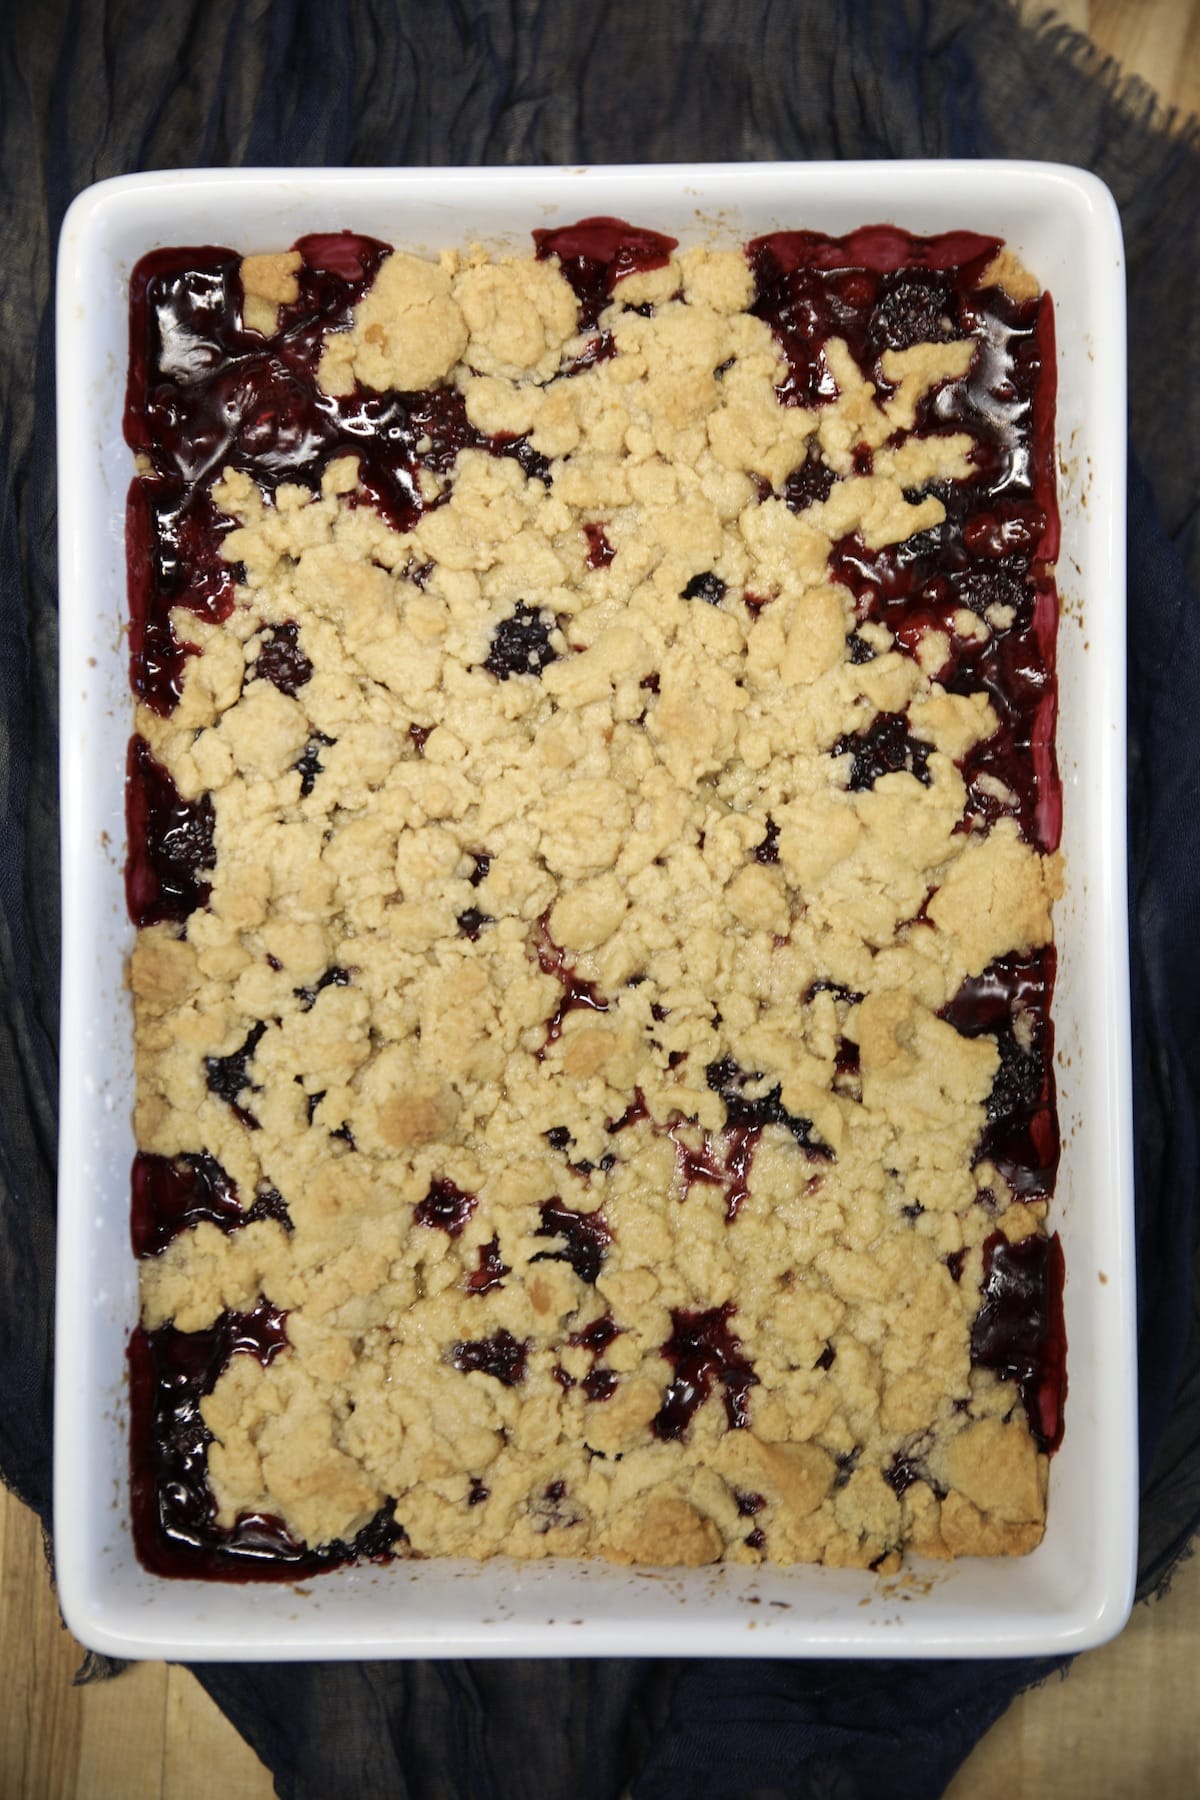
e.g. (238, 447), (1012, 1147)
(54, 162), (1134, 1660)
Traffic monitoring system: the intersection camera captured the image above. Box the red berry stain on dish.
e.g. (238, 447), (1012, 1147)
(971, 1230), (1067, 1452)
(653, 1303), (759, 1439)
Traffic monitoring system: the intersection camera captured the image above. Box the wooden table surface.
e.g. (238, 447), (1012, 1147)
(4, 3), (1198, 1795)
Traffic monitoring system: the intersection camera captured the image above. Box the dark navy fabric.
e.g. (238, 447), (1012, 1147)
(1, 2), (1197, 1795)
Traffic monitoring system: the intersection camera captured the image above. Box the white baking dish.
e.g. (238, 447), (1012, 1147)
(54, 162), (1134, 1660)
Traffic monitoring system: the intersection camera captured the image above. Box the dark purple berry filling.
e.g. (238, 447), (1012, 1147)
(747, 225), (1001, 406)
(457, 907), (494, 940)
(670, 1123), (757, 1223)
(750, 226), (1060, 856)
(294, 965), (350, 1011)
(125, 737), (215, 927)
(129, 1299), (403, 1579)
(449, 1329), (529, 1387)
(413, 1177), (478, 1237)
(705, 1056), (830, 1159)
(680, 571), (726, 605)
(805, 978), (866, 1005)
(132, 1152), (292, 1258)
(558, 1314), (622, 1404)
(294, 732), (334, 797)
(782, 443), (836, 511)
(125, 234), (561, 719)
(204, 1021), (266, 1130)
(970, 1229), (1066, 1452)
(940, 949), (1059, 1199)
(568, 1313), (621, 1356)
(653, 1302), (758, 1439)
(883, 1443), (945, 1498)
(532, 1196), (613, 1285)
(532, 217), (678, 331)
(465, 1234), (509, 1296)
(867, 270), (958, 355)
(533, 915), (610, 1052)
(832, 712), (932, 790)
(584, 522), (616, 568)
(482, 601), (559, 681)
(253, 620), (313, 695)
(124, 218), (1066, 1575)
(754, 818), (780, 865)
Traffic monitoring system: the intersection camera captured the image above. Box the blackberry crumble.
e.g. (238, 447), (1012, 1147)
(126, 221), (1063, 1576)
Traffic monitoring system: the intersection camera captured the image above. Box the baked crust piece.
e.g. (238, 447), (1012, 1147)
(127, 227), (1063, 1572)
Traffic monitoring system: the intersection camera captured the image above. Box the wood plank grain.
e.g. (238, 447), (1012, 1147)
(163, 1668), (275, 1800)
(1019, 0), (1200, 117)
(947, 1551), (1200, 1797)
(1091, 0), (1200, 115)
(75, 1662), (169, 1800)
(0, 1484), (266, 1800)
(0, 1483), (85, 1799)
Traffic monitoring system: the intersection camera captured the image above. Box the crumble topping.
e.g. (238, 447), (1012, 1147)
(126, 224), (1064, 1574)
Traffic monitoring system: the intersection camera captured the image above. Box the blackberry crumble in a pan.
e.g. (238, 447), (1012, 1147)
(124, 220), (1064, 1578)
